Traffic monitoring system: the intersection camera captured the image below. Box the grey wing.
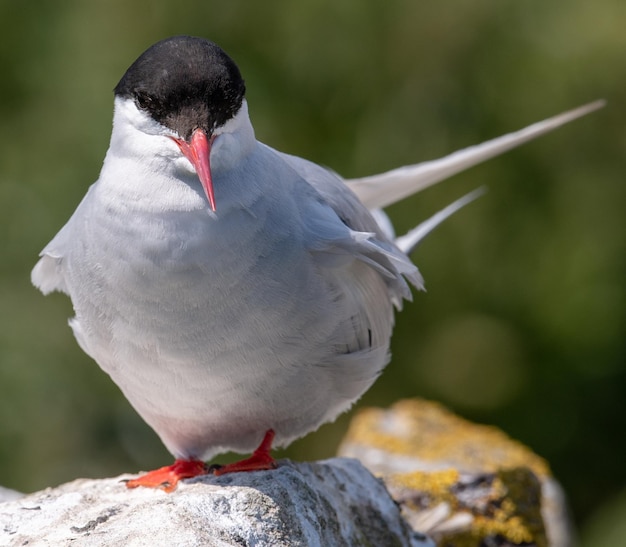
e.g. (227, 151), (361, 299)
(267, 147), (426, 410)
(31, 184), (95, 295)
(277, 148), (393, 235)
(274, 146), (424, 305)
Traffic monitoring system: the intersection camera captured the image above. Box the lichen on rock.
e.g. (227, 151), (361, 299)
(339, 398), (573, 547)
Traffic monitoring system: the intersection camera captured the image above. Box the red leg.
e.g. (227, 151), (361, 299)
(126, 458), (208, 492)
(213, 429), (277, 476)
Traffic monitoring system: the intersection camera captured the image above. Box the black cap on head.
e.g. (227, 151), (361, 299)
(114, 36), (246, 140)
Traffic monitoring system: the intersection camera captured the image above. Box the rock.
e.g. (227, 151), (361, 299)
(385, 467), (546, 547)
(0, 458), (433, 547)
(338, 399), (573, 547)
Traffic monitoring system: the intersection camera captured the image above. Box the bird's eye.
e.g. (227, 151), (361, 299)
(135, 92), (152, 110)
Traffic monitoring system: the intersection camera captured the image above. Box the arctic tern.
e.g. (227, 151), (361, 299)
(31, 36), (603, 491)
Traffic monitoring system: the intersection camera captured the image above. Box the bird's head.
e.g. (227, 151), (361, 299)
(113, 36), (248, 211)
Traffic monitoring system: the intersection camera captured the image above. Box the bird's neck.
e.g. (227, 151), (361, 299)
(97, 99), (259, 213)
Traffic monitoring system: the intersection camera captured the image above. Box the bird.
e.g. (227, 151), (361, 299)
(31, 35), (603, 492)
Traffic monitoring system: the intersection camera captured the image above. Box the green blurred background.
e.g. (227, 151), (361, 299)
(0, 0), (624, 543)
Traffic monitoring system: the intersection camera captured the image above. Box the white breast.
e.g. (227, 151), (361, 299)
(38, 140), (392, 460)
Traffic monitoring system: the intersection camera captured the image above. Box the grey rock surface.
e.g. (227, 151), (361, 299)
(0, 458), (433, 547)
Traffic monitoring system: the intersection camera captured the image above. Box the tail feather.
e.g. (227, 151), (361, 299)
(395, 187), (486, 255)
(347, 100), (605, 210)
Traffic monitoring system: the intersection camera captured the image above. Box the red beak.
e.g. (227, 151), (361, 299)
(172, 129), (217, 211)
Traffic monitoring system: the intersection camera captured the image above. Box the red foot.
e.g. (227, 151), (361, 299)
(126, 459), (208, 492)
(213, 429), (277, 476)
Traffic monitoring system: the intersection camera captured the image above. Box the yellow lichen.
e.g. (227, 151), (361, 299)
(343, 399), (551, 478)
(389, 469), (460, 501)
(385, 466), (546, 547)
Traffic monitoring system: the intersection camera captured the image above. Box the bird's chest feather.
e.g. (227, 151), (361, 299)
(66, 182), (337, 370)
